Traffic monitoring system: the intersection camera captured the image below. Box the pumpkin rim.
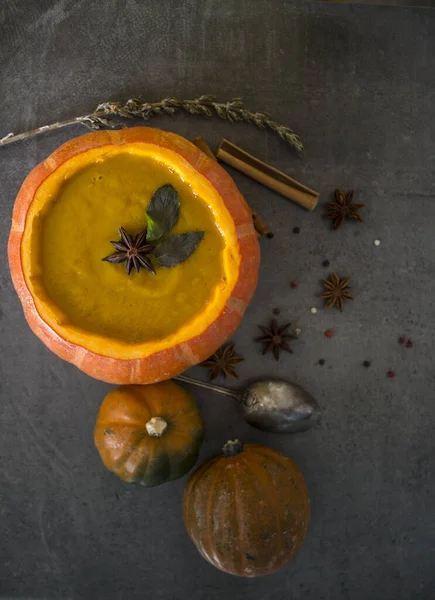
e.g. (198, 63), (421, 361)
(20, 141), (241, 357)
(8, 127), (260, 384)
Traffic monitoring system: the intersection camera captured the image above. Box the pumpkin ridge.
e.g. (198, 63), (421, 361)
(251, 447), (309, 504)
(185, 457), (224, 564)
(233, 467), (247, 575)
(162, 440), (178, 482)
(248, 449), (284, 570)
(133, 439), (161, 484)
(102, 387), (154, 427)
(99, 419), (146, 436)
(111, 430), (149, 478)
(95, 425), (137, 469)
(137, 438), (173, 486)
(252, 448), (310, 567)
(203, 461), (224, 567)
(165, 428), (198, 451)
(184, 456), (219, 524)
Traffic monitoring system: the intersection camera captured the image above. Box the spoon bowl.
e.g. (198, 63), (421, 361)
(241, 379), (321, 433)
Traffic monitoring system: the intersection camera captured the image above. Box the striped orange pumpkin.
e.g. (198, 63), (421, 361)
(183, 440), (310, 577)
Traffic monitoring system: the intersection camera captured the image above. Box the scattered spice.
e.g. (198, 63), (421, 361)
(272, 307), (281, 315)
(102, 227), (156, 275)
(322, 260), (330, 268)
(311, 307), (318, 314)
(255, 319), (297, 361)
(324, 329), (333, 338)
(291, 281), (299, 289)
(293, 227), (301, 234)
(201, 343), (244, 380)
(363, 361), (371, 368)
(321, 273), (354, 311)
(252, 212), (273, 238)
(399, 336), (413, 348)
(374, 239), (381, 247)
(326, 189), (364, 230)
(294, 328), (302, 336)
(387, 370), (395, 379)
(318, 359), (325, 366)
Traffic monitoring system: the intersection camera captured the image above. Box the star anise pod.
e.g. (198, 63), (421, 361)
(255, 319), (297, 361)
(102, 227), (156, 275)
(201, 343), (244, 380)
(321, 273), (354, 311)
(326, 189), (364, 230)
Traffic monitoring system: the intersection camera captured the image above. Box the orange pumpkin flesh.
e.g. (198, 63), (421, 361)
(94, 381), (204, 486)
(183, 440), (310, 577)
(8, 127), (259, 384)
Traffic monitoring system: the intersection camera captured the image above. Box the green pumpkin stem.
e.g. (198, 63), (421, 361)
(222, 439), (244, 457)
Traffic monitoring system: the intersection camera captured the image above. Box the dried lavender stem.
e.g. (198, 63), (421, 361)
(0, 112), (109, 147)
(0, 95), (303, 153)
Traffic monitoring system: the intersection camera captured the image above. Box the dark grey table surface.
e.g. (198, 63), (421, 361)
(329, 0), (435, 6)
(1, 1), (435, 599)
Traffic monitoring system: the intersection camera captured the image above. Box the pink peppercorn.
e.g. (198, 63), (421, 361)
(324, 329), (333, 338)
(398, 336), (406, 345)
(291, 281), (298, 289)
(406, 340), (413, 348)
(387, 370), (395, 378)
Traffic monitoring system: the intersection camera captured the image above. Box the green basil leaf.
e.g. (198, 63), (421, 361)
(146, 184), (180, 242)
(153, 232), (205, 268)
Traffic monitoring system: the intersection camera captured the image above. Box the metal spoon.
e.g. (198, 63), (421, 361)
(174, 375), (321, 434)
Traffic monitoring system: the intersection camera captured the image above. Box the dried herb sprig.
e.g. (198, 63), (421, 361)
(0, 95), (303, 153)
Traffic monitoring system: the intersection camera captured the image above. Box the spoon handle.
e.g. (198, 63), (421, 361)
(174, 374), (240, 400)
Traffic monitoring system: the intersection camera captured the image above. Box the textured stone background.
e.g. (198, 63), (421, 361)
(328, 1), (435, 6)
(1, 1), (435, 598)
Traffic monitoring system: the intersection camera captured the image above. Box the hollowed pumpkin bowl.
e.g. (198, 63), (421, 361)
(8, 127), (259, 384)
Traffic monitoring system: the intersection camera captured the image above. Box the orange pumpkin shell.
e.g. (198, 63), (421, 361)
(8, 127), (259, 384)
(183, 441), (310, 577)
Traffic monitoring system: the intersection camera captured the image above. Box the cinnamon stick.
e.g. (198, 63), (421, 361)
(193, 136), (216, 160)
(216, 139), (319, 211)
(192, 136), (272, 238)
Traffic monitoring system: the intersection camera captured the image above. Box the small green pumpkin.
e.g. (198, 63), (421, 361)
(94, 382), (204, 486)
